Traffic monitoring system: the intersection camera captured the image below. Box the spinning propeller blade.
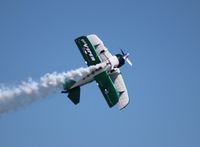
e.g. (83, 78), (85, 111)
(120, 49), (133, 66)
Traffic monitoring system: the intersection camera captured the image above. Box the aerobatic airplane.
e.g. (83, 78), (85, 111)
(62, 34), (132, 109)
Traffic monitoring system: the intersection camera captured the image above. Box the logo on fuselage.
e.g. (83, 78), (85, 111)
(81, 39), (95, 61)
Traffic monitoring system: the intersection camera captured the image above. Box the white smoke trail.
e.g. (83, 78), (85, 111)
(0, 66), (95, 114)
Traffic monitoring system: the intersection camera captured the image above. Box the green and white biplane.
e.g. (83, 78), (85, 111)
(62, 34), (132, 109)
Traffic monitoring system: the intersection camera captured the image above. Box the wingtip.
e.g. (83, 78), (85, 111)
(117, 98), (130, 110)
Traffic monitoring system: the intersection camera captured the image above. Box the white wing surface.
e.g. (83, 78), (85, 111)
(110, 69), (130, 109)
(87, 34), (113, 62)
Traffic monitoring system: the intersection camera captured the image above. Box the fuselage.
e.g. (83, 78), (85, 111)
(69, 55), (122, 89)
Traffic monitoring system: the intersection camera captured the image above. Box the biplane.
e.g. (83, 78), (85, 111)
(62, 34), (132, 109)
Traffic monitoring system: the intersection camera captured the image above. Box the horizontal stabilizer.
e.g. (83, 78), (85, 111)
(68, 87), (80, 105)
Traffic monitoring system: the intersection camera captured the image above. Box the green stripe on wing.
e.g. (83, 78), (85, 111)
(75, 36), (101, 66)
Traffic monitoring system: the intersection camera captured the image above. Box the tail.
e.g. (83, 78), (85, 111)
(62, 80), (80, 105)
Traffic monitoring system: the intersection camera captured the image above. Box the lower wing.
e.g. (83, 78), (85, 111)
(95, 71), (119, 108)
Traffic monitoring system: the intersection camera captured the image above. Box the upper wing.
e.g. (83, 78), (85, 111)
(75, 36), (101, 66)
(109, 69), (130, 109)
(95, 71), (119, 108)
(75, 34), (113, 66)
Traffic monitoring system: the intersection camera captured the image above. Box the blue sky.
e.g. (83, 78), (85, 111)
(0, 0), (200, 146)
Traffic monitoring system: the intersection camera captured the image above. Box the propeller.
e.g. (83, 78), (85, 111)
(120, 49), (133, 66)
